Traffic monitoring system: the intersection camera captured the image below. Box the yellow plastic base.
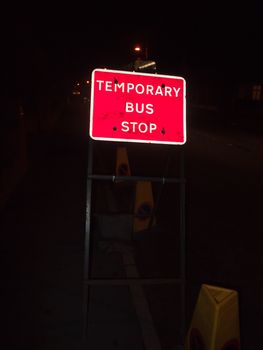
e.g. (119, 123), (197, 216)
(185, 284), (240, 350)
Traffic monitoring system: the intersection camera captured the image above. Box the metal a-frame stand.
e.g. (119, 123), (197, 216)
(83, 137), (186, 348)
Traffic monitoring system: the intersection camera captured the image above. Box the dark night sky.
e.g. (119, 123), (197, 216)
(2, 1), (263, 100)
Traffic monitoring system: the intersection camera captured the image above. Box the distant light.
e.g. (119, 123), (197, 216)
(86, 80), (90, 84)
(134, 45), (141, 52)
(137, 61), (156, 71)
(77, 82), (80, 86)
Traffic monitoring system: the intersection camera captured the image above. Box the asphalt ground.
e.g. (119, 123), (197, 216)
(1, 103), (263, 349)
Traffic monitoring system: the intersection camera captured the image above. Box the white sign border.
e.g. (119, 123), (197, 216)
(89, 68), (186, 145)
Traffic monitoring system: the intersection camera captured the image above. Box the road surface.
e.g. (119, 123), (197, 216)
(1, 100), (262, 349)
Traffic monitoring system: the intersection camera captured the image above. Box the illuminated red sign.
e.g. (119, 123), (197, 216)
(89, 68), (186, 144)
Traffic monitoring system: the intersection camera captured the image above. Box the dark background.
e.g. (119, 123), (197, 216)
(2, 2), (263, 100)
(1, 2), (263, 349)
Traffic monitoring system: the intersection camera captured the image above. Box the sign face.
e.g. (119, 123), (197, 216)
(89, 68), (186, 144)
